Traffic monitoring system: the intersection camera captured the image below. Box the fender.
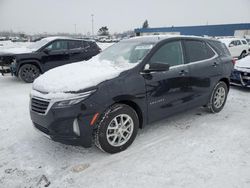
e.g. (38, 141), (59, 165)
(17, 59), (44, 75)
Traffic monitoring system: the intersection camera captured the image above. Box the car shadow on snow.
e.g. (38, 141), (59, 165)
(0, 75), (31, 85)
(231, 85), (250, 92)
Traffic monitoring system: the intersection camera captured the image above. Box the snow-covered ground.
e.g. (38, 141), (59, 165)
(1, 76), (250, 188)
(1, 42), (250, 187)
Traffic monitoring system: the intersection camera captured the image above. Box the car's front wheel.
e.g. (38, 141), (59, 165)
(18, 64), (40, 83)
(95, 104), (139, 154)
(207, 81), (228, 113)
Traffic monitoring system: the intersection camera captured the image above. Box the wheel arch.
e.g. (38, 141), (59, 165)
(17, 60), (43, 75)
(219, 77), (230, 90)
(114, 100), (144, 129)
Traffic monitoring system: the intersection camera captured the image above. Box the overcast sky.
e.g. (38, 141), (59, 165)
(0, 0), (250, 35)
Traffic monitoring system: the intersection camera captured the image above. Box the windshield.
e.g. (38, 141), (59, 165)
(99, 41), (155, 64)
(27, 38), (51, 50)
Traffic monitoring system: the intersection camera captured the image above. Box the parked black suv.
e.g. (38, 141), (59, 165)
(30, 35), (233, 154)
(0, 37), (101, 82)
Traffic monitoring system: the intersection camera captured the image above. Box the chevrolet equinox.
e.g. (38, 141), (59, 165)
(30, 35), (234, 153)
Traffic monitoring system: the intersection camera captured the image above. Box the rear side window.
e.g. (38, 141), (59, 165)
(68, 40), (82, 49)
(185, 40), (215, 63)
(150, 41), (184, 67)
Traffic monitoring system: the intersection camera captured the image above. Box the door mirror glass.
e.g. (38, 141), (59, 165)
(144, 63), (170, 73)
(229, 43), (234, 47)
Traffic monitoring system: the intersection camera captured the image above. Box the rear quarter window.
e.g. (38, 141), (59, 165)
(208, 40), (231, 57)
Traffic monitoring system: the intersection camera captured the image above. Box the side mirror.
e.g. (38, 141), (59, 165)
(144, 62), (170, 73)
(229, 43), (234, 48)
(43, 49), (50, 54)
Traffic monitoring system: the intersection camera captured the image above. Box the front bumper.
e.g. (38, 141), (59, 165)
(0, 64), (16, 76)
(30, 96), (102, 148)
(230, 69), (250, 87)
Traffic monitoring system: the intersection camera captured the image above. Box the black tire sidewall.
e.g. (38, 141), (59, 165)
(19, 64), (40, 83)
(97, 104), (139, 154)
(210, 82), (228, 113)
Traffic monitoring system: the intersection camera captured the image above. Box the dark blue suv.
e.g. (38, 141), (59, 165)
(30, 36), (234, 153)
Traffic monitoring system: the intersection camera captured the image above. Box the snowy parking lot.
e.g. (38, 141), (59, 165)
(0, 73), (250, 187)
(0, 41), (250, 187)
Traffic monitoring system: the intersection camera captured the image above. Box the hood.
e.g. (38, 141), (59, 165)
(0, 47), (34, 55)
(33, 55), (136, 96)
(234, 56), (250, 73)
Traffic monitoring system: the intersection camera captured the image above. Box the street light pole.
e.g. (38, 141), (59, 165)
(91, 14), (94, 37)
(74, 24), (77, 34)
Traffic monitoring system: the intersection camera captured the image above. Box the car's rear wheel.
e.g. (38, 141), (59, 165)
(207, 81), (228, 113)
(18, 64), (40, 83)
(95, 104), (139, 154)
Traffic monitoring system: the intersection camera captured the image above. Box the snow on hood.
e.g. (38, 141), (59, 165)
(0, 47), (34, 55)
(234, 56), (250, 73)
(33, 56), (136, 96)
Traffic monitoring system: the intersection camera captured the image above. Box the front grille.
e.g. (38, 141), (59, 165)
(31, 97), (50, 114)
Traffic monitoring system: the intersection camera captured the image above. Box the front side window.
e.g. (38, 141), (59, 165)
(149, 41), (184, 67)
(185, 40), (215, 63)
(45, 40), (68, 51)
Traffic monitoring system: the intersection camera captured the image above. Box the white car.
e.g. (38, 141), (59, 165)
(219, 38), (249, 59)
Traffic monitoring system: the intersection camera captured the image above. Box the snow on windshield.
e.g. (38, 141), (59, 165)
(27, 38), (53, 51)
(99, 41), (154, 64)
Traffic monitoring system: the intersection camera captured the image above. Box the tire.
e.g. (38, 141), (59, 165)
(207, 81), (228, 113)
(239, 51), (247, 59)
(18, 64), (40, 83)
(95, 104), (139, 154)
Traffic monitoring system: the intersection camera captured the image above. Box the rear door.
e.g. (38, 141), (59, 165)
(68, 40), (88, 62)
(41, 40), (70, 71)
(183, 39), (222, 107)
(143, 40), (191, 123)
(83, 41), (101, 59)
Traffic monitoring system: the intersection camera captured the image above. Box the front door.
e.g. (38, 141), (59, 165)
(143, 40), (191, 123)
(41, 40), (70, 71)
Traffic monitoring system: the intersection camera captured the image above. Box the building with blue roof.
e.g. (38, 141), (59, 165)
(134, 23), (250, 37)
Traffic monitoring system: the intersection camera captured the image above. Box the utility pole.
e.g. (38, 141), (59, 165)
(91, 14), (94, 37)
(74, 24), (77, 34)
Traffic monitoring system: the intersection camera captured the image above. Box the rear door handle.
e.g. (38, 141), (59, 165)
(179, 69), (188, 75)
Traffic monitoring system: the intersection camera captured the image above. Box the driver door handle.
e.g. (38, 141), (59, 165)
(179, 69), (188, 75)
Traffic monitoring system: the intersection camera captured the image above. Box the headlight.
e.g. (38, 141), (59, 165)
(52, 89), (96, 108)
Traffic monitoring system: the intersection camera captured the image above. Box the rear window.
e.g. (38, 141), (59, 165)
(185, 40), (215, 63)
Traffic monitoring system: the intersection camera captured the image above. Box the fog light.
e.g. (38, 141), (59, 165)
(73, 119), (80, 136)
